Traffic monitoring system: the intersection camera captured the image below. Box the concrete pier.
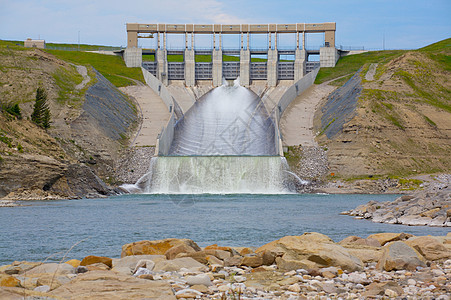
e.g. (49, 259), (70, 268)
(212, 49), (223, 87)
(294, 49), (307, 81)
(267, 49), (278, 87)
(240, 49), (250, 86)
(156, 49), (168, 86)
(185, 49), (195, 87)
(124, 48), (142, 67)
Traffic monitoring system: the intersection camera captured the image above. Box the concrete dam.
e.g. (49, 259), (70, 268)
(121, 23), (338, 194)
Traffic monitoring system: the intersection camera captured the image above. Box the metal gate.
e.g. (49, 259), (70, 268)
(142, 61), (157, 76)
(278, 62), (294, 80)
(250, 62), (267, 80)
(222, 62), (240, 79)
(195, 62), (213, 80)
(168, 62), (185, 80)
(306, 62), (320, 73)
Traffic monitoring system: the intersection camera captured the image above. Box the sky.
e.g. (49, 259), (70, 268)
(1, 0), (450, 50)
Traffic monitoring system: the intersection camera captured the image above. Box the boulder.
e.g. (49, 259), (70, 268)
(0, 274), (21, 287)
(406, 236), (450, 261)
(224, 256), (243, 267)
(86, 263), (110, 271)
(339, 236), (381, 247)
(25, 263), (75, 275)
(64, 259), (81, 268)
(177, 251), (208, 264)
(165, 243), (198, 260)
(241, 256), (263, 268)
(121, 238), (201, 257)
(112, 255), (166, 270)
(50, 270), (176, 299)
(376, 241), (426, 271)
(153, 257), (208, 272)
(256, 233), (363, 272)
(344, 245), (383, 263)
(1, 262), (42, 275)
(367, 232), (413, 246)
(80, 255), (112, 268)
(185, 274), (213, 286)
(363, 281), (403, 297)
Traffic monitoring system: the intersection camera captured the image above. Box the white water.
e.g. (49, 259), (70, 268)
(121, 80), (305, 194)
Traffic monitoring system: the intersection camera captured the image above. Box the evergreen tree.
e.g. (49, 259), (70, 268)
(31, 87), (51, 128)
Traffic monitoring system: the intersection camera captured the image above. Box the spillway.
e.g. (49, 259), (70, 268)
(123, 79), (298, 194)
(169, 79), (277, 156)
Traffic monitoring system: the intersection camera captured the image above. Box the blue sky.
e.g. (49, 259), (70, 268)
(1, 0), (450, 50)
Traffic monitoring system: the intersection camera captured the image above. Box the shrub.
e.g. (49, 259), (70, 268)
(31, 87), (51, 128)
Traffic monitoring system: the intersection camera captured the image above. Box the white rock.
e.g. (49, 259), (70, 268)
(133, 267), (153, 277)
(385, 288), (398, 297)
(287, 283), (301, 292)
(34, 285), (50, 292)
(185, 273), (213, 286)
(175, 288), (202, 296)
(234, 275), (246, 283)
(284, 270), (296, 276)
(347, 272), (367, 284)
(133, 259), (155, 273)
(407, 279), (416, 286)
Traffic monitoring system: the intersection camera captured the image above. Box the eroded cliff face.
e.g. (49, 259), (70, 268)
(0, 44), (137, 199)
(316, 50), (451, 179)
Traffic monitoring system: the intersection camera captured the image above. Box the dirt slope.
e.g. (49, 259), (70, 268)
(316, 40), (451, 180)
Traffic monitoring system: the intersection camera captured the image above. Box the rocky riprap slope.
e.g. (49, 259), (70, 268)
(1, 232), (450, 299)
(342, 174), (451, 227)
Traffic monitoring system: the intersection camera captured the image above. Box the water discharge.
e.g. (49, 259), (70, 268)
(123, 79), (304, 194)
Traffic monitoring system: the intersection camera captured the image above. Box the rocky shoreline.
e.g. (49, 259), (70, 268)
(1, 232), (450, 299)
(342, 174), (451, 227)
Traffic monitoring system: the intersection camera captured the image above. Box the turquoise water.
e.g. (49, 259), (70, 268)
(1, 193), (448, 265)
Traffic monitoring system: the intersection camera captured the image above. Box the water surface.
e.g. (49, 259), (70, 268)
(1, 193), (448, 265)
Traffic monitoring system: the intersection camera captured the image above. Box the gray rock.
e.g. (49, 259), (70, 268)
(185, 274), (213, 286)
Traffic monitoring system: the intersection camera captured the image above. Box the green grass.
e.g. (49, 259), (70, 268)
(45, 49), (144, 87)
(315, 50), (405, 84)
(52, 66), (84, 105)
(46, 42), (122, 51)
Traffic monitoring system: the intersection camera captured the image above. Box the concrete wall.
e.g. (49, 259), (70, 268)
(294, 49), (307, 82)
(320, 47), (339, 67)
(141, 67), (174, 110)
(239, 50), (250, 86)
(185, 49), (195, 87)
(124, 48), (142, 67)
(278, 67), (320, 115)
(155, 113), (175, 156)
(212, 50), (223, 87)
(267, 49), (278, 87)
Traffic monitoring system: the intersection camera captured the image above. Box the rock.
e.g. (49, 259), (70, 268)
(121, 238), (201, 257)
(165, 243), (198, 260)
(224, 256), (243, 267)
(241, 256), (263, 268)
(76, 266), (88, 273)
(363, 281), (403, 297)
(175, 288), (202, 299)
(133, 259), (155, 273)
(86, 262), (110, 271)
(191, 284), (209, 293)
(377, 241), (426, 271)
(342, 245), (383, 263)
(347, 272), (369, 284)
(406, 236), (450, 261)
(339, 236), (381, 247)
(26, 263), (75, 275)
(153, 257), (208, 272)
(177, 251), (208, 264)
(287, 283), (301, 292)
(137, 274), (154, 280)
(2, 261), (41, 275)
(385, 288), (398, 297)
(34, 285), (50, 292)
(260, 250), (276, 265)
(367, 232), (413, 246)
(112, 255), (166, 270)
(50, 270), (176, 299)
(185, 274), (213, 286)
(214, 250), (232, 260)
(80, 255), (112, 268)
(234, 275), (246, 283)
(257, 233), (363, 271)
(206, 255), (223, 266)
(0, 274), (21, 287)
(133, 267), (153, 277)
(64, 259), (81, 268)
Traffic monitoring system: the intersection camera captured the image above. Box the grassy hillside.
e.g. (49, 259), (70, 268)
(316, 38), (451, 178)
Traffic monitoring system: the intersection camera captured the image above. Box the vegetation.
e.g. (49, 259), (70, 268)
(31, 87), (51, 129)
(315, 50), (405, 84)
(45, 49), (144, 87)
(1, 102), (22, 119)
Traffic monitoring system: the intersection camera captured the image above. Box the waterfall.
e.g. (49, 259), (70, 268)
(121, 80), (306, 195)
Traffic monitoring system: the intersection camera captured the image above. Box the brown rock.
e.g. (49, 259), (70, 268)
(377, 241), (426, 271)
(153, 257), (208, 272)
(86, 262), (111, 271)
(241, 256), (263, 268)
(64, 259), (81, 268)
(206, 255), (223, 266)
(239, 247), (254, 256)
(321, 271), (336, 279)
(204, 244), (233, 252)
(224, 256), (243, 267)
(367, 232), (413, 246)
(363, 281), (403, 297)
(406, 236), (451, 261)
(257, 233), (363, 271)
(121, 238), (201, 257)
(260, 250), (276, 265)
(80, 255), (112, 268)
(50, 270), (176, 299)
(165, 243), (198, 260)
(177, 251), (208, 264)
(137, 274), (154, 280)
(0, 274), (21, 287)
(191, 284), (210, 293)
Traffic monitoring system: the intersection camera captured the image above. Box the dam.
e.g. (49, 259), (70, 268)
(121, 23), (338, 193)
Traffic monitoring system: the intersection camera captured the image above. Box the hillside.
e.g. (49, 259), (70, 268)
(315, 38), (451, 183)
(0, 40), (139, 199)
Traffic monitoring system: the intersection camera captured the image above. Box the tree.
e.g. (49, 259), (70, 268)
(31, 87), (51, 128)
